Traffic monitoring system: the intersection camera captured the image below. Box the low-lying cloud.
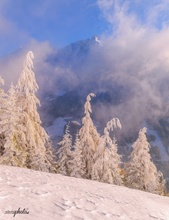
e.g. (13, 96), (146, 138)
(91, 0), (169, 135)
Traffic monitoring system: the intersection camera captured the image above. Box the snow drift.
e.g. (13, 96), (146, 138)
(0, 165), (169, 220)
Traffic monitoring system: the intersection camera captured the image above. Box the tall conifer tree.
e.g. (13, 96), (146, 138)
(57, 124), (72, 175)
(124, 127), (166, 195)
(92, 118), (123, 185)
(16, 51), (56, 172)
(78, 93), (100, 179)
(0, 76), (7, 156)
(69, 133), (86, 178)
(0, 83), (27, 166)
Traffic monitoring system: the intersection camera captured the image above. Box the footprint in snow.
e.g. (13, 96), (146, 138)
(0, 194), (10, 199)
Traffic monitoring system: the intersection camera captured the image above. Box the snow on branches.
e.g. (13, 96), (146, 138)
(0, 51), (57, 172)
(0, 52), (167, 196)
(124, 127), (166, 195)
(92, 118), (123, 185)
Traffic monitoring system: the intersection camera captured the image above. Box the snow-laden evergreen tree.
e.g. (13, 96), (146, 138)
(0, 84), (27, 166)
(78, 93), (100, 179)
(92, 118), (123, 185)
(69, 133), (86, 178)
(16, 51), (57, 172)
(124, 127), (166, 195)
(57, 124), (72, 175)
(0, 76), (7, 156)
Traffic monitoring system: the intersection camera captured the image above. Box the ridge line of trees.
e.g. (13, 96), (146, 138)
(58, 93), (167, 196)
(0, 51), (167, 196)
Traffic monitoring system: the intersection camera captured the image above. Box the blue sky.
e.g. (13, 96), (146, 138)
(0, 0), (109, 57)
(1, 0), (169, 57)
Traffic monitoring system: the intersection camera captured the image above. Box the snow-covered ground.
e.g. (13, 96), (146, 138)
(0, 165), (169, 220)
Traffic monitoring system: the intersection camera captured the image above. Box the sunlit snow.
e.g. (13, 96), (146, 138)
(0, 165), (169, 220)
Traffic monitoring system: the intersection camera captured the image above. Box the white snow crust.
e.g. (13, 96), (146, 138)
(0, 165), (169, 220)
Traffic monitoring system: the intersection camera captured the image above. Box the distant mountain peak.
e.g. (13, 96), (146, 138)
(47, 36), (102, 66)
(92, 35), (103, 46)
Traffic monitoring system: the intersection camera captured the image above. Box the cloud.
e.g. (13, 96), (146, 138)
(88, 0), (169, 136)
(0, 0), (62, 92)
(0, 40), (54, 91)
(0, 38), (78, 101)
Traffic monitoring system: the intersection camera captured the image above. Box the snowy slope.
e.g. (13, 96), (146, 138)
(0, 166), (169, 220)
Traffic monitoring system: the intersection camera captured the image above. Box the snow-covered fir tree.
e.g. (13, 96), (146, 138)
(69, 133), (86, 178)
(0, 83), (27, 166)
(57, 124), (72, 175)
(16, 51), (57, 172)
(0, 76), (7, 156)
(124, 127), (166, 195)
(78, 93), (100, 179)
(92, 118), (123, 185)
